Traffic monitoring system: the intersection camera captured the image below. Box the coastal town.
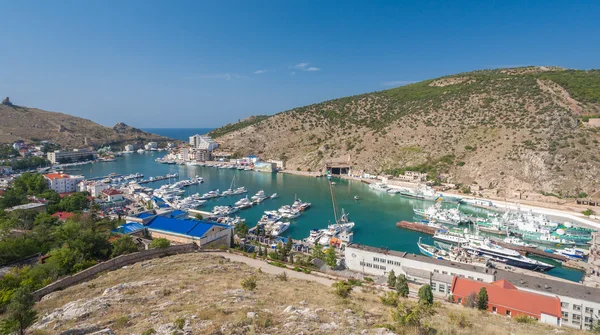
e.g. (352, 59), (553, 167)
(2, 129), (600, 332)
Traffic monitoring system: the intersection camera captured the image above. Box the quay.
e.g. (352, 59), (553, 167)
(87, 174), (123, 181)
(396, 220), (569, 262)
(138, 174), (178, 184)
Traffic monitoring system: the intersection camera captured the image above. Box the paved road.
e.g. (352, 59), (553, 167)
(216, 252), (336, 286)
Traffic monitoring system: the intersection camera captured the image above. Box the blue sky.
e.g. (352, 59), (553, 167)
(1, 1), (599, 128)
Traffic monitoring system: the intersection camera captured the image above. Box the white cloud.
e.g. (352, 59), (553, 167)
(292, 62), (321, 72)
(254, 69), (267, 74)
(381, 80), (415, 87)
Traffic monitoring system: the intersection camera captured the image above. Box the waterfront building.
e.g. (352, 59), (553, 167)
(254, 162), (277, 173)
(267, 159), (286, 170)
(450, 277), (562, 326)
(345, 243), (600, 329)
(189, 134), (219, 151)
(80, 181), (109, 197)
(344, 244), (495, 297)
(127, 211), (232, 248)
(43, 173), (84, 194)
(194, 149), (211, 161)
(47, 149), (97, 164)
(495, 270), (600, 330)
(124, 144), (135, 152)
(145, 142), (158, 150)
(101, 189), (124, 202)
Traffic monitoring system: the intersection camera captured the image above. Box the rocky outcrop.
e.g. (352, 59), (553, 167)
(1, 97), (12, 105)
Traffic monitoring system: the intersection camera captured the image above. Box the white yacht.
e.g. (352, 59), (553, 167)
(369, 182), (389, 192)
(270, 221), (290, 237)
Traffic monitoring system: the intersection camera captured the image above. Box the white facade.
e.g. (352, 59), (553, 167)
(345, 245), (495, 297)
(47, 149), (97, 164)
(44, 173), (85, 194)
(81, 182), (109, 197)
(189, 134), (219, 152)
(124, 144), (135, 152)
(145, 142), (158, 150)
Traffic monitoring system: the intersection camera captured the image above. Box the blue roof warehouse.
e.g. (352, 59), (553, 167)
(122, 211), (232, 248)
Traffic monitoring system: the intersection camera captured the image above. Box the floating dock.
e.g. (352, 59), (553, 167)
(396, 220), (439, 235)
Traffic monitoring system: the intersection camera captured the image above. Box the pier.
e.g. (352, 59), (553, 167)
(396, 220), (569, 262)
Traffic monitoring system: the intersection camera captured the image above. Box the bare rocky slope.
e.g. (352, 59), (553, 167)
(212, 67), (600, 198)
(31, 253), (586, 335)
(0, 99), (168, 148)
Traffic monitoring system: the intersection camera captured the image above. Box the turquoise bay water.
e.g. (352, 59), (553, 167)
(76, 151), (583, 282)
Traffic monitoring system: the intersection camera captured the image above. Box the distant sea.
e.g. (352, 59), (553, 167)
(142, 128), (214, 141)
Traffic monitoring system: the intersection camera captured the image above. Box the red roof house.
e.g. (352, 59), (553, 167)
(51, 212), (75, 221)
(450, 277), (562, 325)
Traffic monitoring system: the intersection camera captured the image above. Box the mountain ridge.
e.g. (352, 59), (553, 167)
(211, 66), (600, 197)
(0, 99), (169, 148)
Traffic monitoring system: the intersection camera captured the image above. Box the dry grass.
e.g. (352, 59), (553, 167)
(33, 253), (586, 334)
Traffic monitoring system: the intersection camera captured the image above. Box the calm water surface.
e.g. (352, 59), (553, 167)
(72, 151), (583, 282)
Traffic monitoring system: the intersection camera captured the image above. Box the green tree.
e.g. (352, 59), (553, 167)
(234, 222), (249, 238)
(477, 287), (488, 310)
(418, 284), (434, 305)
(111, 235), (139, 257)
(325, 247), (337, 267)
(149, 238), (170, 249)
(2, 287), (37, 335)
(194, 213), (203, 220)
(332, 280), (353, 298)
(387, 270), (396, 288)
(311, 242), (325, 261)
(395, 274), (409, 298)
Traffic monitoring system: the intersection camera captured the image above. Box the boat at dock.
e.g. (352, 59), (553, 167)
(417, 237), (449, 260)
(462, 238), (554, 272)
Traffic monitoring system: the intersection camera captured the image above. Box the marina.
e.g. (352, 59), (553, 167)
(75, 151), (589, 282)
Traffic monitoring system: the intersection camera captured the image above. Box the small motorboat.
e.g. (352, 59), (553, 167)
(354, 195), (359, 201)
(270, 193), (278, 199)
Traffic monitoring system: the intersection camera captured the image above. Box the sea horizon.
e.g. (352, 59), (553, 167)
(142, 128), (215, 141)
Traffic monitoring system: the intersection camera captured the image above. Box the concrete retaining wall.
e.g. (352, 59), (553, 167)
(33, 243), (198, 301)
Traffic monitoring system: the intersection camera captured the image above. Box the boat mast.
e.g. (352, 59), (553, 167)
(329, 180), (339, 223)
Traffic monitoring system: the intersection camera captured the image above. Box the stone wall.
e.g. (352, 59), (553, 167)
(32, 243), (198, 301)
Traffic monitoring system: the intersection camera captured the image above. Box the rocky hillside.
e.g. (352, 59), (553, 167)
(212, 67), (600, 197)
(0, 99), (168, 148)
(31, 253), (585, 335)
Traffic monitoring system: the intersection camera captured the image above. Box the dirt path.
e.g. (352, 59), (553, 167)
(216, 252), (336, 286)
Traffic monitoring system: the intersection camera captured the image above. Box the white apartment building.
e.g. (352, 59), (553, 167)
(47, 149), (97, 164)
(189, 134), (219, 151)
(145, 142), (158, 150)
(80, 181), (109, 197)
(44, 173), (85, 194)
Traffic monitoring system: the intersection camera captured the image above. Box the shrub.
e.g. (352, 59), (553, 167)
(149, 238), (170, 249)
(241, 276), (257, 291)
(391, 301), (437, 333)
(395, 274), (409, 298)
(275, 272), (288, 281)
(464, 292), (477, 308)
(514, 315), (537, 324)
(380, 291), (399, 306)
(363, 277), (374, 283)
(583, 209), (595, 216)
(449, 311), (472, 328)
(113, 316), (129, 328)
(174, 317), (185, 329)
(141, 329), (156, 335)
(347, 278), (362, 287)
(332, 281), (353, 298)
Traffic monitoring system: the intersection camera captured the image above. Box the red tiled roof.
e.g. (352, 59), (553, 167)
(44, 173), (70, 180)
(451, 277), (561, 318)
(102, 189), (122, 196)
(51, 212), (75, 220)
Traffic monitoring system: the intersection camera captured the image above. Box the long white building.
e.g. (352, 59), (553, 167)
(345, 243), (600, 330)
(47, 149), (97, 164)
(189, 134), (219, 151)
